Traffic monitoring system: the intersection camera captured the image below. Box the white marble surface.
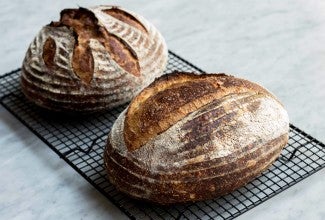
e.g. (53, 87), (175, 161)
(0, 0), (324, 219)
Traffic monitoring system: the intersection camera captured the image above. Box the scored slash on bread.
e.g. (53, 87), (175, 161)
(104, 72), (289, 204)
(21, 5), (168, 113)
(124, 72), (281, 151)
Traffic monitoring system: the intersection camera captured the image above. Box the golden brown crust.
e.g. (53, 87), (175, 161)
(104, 133), (288, 204)
(72, 44), (94, 84)
(124, 72), (276, 151)
(42, 37), (56, 69)
(105, 72), (289, 204)
(21, 5), (168, 113)
(51, 8), (140, 80)
(104, 33), (140, 77)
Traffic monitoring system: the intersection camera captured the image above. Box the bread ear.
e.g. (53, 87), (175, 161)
(105, 72), (289, 204)
(123, 72), (280, 151)
(21, 6), (167, 113)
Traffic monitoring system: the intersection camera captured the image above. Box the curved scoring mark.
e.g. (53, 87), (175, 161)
(124, 75), (222, 151)
(124, 73), (276, 152)
(43, 37), (56, 69)
(102, 32), (141, 77)
(50, 7), (140, 82)
(72, 44), (94, 84)
(140, 81), (216, 127)
(103, 7), (147, 33)
(51, 8), (98, 83)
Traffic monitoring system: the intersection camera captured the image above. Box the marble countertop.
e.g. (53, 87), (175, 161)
(0, 0), (324, 219)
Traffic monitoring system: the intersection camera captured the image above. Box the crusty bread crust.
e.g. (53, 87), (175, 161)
(105, 72), (289, 204)
(21, 6), (168, 113)
(124, 72), (281, 151)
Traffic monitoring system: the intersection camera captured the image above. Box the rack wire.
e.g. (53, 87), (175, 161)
(0, 51), (324, 220)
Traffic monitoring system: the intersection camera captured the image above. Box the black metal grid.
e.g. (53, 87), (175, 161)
(0, 51), (324, 220)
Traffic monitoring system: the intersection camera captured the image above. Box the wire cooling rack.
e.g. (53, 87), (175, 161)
(1, 51), (324, 220)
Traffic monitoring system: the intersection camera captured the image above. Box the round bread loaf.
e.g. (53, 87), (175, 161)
(104, 72), (289, 204)
(21, 6), (168, 113)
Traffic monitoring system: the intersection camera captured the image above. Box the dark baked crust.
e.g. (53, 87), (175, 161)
(21, 6), (167, 113)
(51, 7), (140, 80)
(42, 37), (56, 69)
(124, 72), (279, 151)
(104, 134), (288, 204)
(104, 72), (289, 204)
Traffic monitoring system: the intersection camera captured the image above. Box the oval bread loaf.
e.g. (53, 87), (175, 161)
(21, 6), (168, 113)
(104, 72), (289, 204)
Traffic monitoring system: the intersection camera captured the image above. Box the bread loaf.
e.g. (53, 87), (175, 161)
(21, 6), (167, 112)
(104, 72), (289, 204)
